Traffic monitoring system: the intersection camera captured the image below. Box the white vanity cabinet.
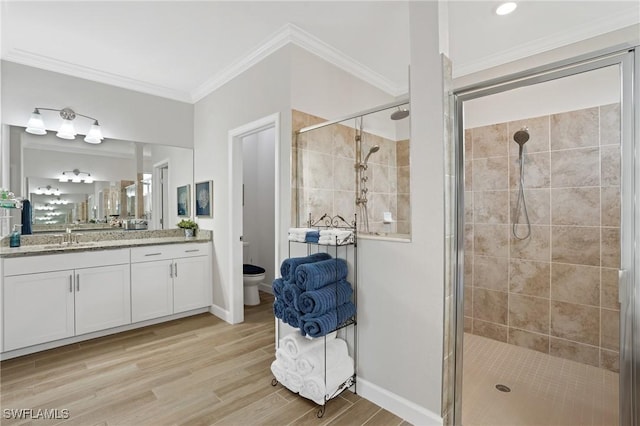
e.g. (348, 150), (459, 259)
(2, 249), (131, 351)
(130, 243), (211, 322)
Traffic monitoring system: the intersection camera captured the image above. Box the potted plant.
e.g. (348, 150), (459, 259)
(177, 219), (198, 238)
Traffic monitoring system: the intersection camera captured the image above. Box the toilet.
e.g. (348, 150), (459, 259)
(243, 241), (265, 306)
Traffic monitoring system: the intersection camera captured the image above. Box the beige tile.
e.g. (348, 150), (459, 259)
(472, 157), (508, 191)
(474, 224), (509, 258)
(601, 308), (619, 351)
(464, 316), (472, 333)
(292, 110), (308, 133)
(369, 193), (391, 225)
(397, 166), (410, 193)
(299, 149), (334, 190)
(464, 254), (473, 289)
(550, 301), (599, 345)
(551, 187), (600, 226)
(464, 129), (472, 161)
(509, 294), (549, 334)
(303, 124), (334, 154)
(371, 164), (391, 193)
(333, 124), (356, 159)
(464, 287), (472, 317)
(509, 152), (550, 189)
(396, 193), (410, 221)
(551, 263), (600, 306)
(464, 159), (473, 191)
(600, 103), (621, 146)
(302, 189), (333, 221)
(473, 255), (508, 292)
(397, 140), (410, 167)
(550, 147), (600, 188)
(551, 226), (600, 266)
(333, 191), (356, 223)
(601, 227), (621, 268)
(473, 319), (507, 343)
(600, 349), (619, 373)
(550, 107), (599, 150)
(377, 137), (396, 168)
(510, 188), (550, 225)
(509, 259), (550, 298)
(510, 225), (550, 262)
(396, 221), (410, 235)
(472, 123), (508, 159)
(601, 267), (620, 311)
(601, 145), (620, 187)
(465, 191), (473, 223)
(601, 186), (621, 227)
(508, 116), (550, 155)
(474, 190), (509, 224)
(508, 328), (549, 353)
(473, 288), (508, 325)
(549, 337), (599, 367)
(333, 156), (356, 192)
(464, 224), (474, 252)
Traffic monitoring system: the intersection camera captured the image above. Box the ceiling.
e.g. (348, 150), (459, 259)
(2, 1), (638, 103)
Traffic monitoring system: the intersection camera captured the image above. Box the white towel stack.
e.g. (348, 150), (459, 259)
(288, 227), (316, 242)
(272, 332), (353, 404)
(318, 229), (354, 245)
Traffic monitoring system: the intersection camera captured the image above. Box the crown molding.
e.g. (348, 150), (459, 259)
(190, 23), (407, 102)
(453, 11), (640, 77)
(2, 49), (193, 103)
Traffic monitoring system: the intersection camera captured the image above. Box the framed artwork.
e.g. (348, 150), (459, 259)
(177, 184), (190, 217)
(195, 180), (213, 218)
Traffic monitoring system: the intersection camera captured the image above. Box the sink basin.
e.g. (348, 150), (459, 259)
(42, 242), (98, 250)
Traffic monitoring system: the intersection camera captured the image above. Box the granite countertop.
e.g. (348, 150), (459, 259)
(0, 229), (212, 258)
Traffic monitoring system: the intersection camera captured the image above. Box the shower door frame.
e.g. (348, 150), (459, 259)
(451, 46), (638, 426)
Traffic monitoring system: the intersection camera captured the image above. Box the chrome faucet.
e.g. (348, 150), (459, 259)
(61, 228), (76, 245)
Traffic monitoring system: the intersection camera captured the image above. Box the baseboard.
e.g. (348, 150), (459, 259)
(356, 378), (443, 426)
(210, 304), (232, 323)
(258, 283), (273, 294)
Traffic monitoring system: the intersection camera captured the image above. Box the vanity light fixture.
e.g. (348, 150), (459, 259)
(34, 185), (61, 196)
(59, 169), (94, 184)
(50, 197), (69, 205)
(495, 2), (517, 15)
(26, 107), (104, 144)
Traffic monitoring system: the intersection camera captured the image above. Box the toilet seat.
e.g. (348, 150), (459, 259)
(243, 264), (265, 276)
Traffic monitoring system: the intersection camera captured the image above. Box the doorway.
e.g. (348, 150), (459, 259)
(228, 113), (280, 324)
(452, 49), (638, 425)
(152, 162), (169, 230)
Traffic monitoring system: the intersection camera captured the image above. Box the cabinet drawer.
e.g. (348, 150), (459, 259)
(3, 249), (130, 276)
(131, 242), (211, 263)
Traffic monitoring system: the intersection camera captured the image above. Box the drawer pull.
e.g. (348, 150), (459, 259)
(174, 263), (178, 277)
(69, 275), (73, 293)
(145, 252), (162, 256)
(185, 249), (200, 253)
(169, 263), (174, 278)
(76, 274), (80, 291)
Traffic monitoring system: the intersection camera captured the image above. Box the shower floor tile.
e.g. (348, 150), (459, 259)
(462, 333), (618, 426)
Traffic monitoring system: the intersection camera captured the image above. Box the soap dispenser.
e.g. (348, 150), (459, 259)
(10, 224), (22, 248)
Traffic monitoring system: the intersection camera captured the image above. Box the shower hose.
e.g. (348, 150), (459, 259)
(512, 151), (531, 240)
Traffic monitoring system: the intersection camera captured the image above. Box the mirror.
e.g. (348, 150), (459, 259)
(292, 102), (411, 239)
(8, 126), (194, 232)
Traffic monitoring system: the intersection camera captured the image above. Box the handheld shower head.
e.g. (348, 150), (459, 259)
(363, 145), (380, 166)
(513, 128), (530, 158)
(390, 107), (410, 120)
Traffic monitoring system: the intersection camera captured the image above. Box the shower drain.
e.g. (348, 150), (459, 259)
(495, 384), (511, 393)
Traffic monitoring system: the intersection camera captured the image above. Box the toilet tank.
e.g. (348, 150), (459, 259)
(242, 241), (250, 264)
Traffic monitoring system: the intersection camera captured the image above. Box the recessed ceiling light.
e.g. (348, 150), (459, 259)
(496, 2), (517, 16)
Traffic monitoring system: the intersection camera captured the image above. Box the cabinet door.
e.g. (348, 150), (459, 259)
(131, 259), (174, 322)
(75, 264), (131, 335)
(4, 270), (75, 351)
(173, 256), (211, 313)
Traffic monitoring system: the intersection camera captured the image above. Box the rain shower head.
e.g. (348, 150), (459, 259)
(363, 145), (380, 165)
(390, 107), (410, 120)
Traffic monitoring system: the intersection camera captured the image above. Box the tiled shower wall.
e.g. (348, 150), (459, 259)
(463, 103), (621, 372)
(292, 110), (410, 234)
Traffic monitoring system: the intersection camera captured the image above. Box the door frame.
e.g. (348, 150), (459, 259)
(152, 160), (169, 230)
(228, 113), (280, 324)
(451, 47), (638, 425)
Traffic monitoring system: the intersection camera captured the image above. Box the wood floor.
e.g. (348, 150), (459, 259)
(0, 292), (406, 426)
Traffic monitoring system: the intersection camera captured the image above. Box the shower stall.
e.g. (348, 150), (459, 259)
(292, 100), (411, 237)
(450, 48), (638, 426)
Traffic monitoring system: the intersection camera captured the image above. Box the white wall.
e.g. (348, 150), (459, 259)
(242, 127), (276, 285)
(1, 61), (194, 148)
(194, 46), (292, 314)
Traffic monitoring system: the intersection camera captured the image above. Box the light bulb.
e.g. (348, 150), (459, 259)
(84, 121), (104, 144)
(57, 119), (77, 140)
(26, 110), (46, 135)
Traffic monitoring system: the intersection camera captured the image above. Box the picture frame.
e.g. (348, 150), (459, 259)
(177, 184), (190, 217)
(195, 180), (213, 218)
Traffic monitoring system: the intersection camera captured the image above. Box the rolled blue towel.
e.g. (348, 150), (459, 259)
(280, 252), (332, 282)
(295, 258), (348, 291)
(272, 278), (286, 298)
(273, 297), (286, 319)
(298, 280), (353, 316)
(283, 282), (302, 310)
(284, 306), (302, 329)
(301, 302), (356, 338)
(305, 230), (320, 243)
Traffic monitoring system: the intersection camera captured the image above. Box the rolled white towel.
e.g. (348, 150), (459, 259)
(318, 237), (337, 246)
(270, 360), (287, 386)
(299, 356), (355, 405)
(280, 331), (337, 359)
(276, 348), (297, 371)
(296, 338), (349, 376)
(289, 227), (315, 235)
(288, 234), (307, 242)
(285, 370), (304, 393)
(319, 229), (353, 238)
